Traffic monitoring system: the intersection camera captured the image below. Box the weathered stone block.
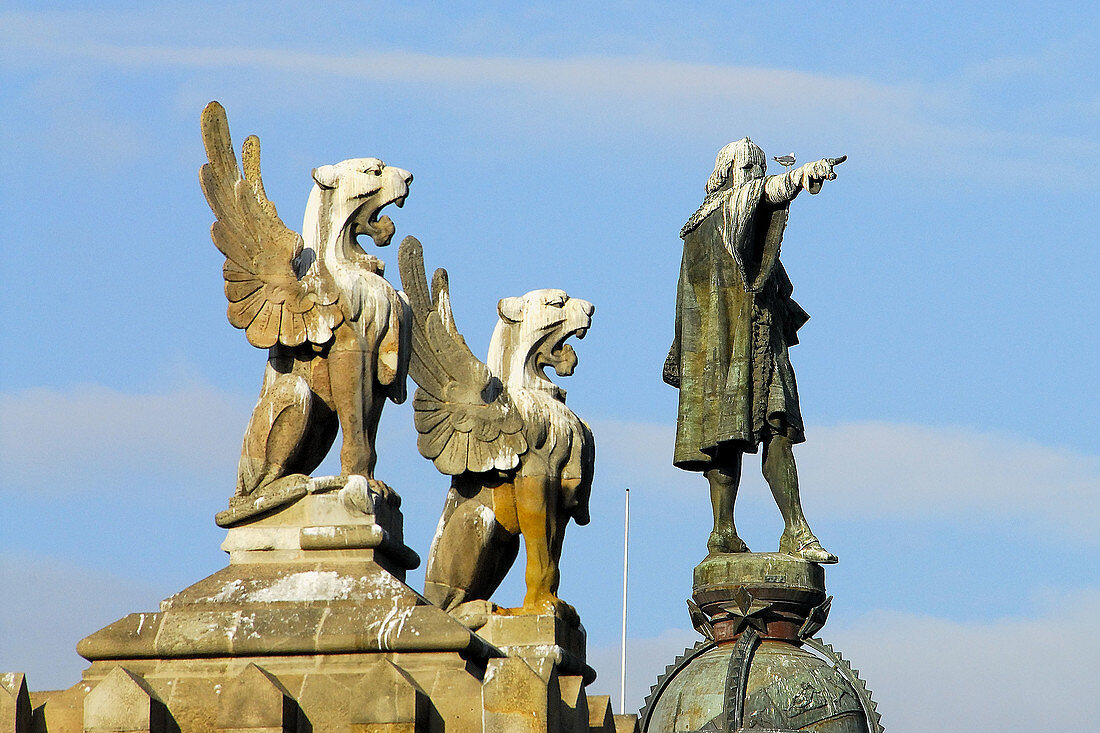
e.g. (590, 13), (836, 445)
(217, 482), (418, 575)
(0, 673), (32, 733)
(83, 667), (168, 733)
(350, 660), (428, 731)
(612, 714), (639, 733)
(482, 657), (550, 733)
(586, 695), (613, 733)
(557, 675), (587, 733)
(397, 653), (485, 731)
(478, 614), (591, 683)
(216, 664), (298, 733)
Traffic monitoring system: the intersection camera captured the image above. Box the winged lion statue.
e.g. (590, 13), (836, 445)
(199, 101), (412, 521)
(398, 237), (595, 623)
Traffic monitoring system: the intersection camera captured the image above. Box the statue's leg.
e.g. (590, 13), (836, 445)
(236, 360), (312, 496)
(542, 497), (579, 625)
(705, 454), (749, 554)
(363, 383), (385, 478)
(513, 475), (565, 613)
(326, 331), (374, 477)
(424, 488), (518, 611)
(283, 353), (337, 477)
(762, 435), (837, 563)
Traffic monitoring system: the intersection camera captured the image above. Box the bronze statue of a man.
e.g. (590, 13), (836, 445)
(664, 138), (844, 563)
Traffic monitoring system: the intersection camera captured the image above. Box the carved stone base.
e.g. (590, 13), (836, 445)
(217, 481), (419, 574)
(19, 486), (636, 732)
(477, 613), (625, 733)
(478, 613), (595, 685)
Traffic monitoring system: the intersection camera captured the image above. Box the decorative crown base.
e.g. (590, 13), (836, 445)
(690, 552), (831, 644)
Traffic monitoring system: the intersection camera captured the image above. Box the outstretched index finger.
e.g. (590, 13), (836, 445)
(826, 155), (847, 166)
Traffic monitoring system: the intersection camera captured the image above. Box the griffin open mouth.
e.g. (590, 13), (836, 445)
(538, 324), (588, 379)
(357, 191), (404, 247)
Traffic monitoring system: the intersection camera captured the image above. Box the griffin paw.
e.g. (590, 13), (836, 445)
(498, 597), (580, 627)
(366, 477), (401, 508)
(449, 600), (497, 630)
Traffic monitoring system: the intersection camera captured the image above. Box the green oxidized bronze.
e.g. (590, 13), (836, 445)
(641, 534), (884, 731)
(664, 138), (845, 563)
(642, 631), (881, 732)
(644, 140), (883, 733)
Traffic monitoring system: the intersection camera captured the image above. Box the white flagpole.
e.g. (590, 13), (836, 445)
(620, 487), (630, 713)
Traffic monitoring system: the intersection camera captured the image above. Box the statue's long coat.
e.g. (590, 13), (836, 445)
(667, 177), (809, 471)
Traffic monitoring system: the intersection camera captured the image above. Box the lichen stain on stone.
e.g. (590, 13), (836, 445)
(356, 571), (408, 601)
(247, 570), (358, 602)
(242, 613), (264, 640)
(207, 579), (245, 603)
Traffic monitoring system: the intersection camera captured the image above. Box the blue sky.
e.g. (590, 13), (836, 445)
(1, 3), (1097, 731)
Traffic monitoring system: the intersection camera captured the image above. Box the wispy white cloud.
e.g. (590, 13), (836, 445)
(4, 382), (1094, 534)
(826, 589), (1100, 733)
(2, 9), (1092, 179)
(0, 381), (429, 500)
(0, 14), (915, 111)
(0, 383), (250, 493)
(798, 422), (1100, 526)
(587, 589), (1100, 731)
(591, 418), (1100, 539)
(0, 552), (162, 690)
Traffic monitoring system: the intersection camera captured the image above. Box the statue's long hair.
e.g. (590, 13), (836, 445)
(705, 137), (765, 195)
(683, 138), (767, 238)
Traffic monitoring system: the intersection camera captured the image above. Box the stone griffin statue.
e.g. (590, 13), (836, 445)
(199, 101), (412, 520)
(397, 237), (594, 622)
(665, 137), (845, 563)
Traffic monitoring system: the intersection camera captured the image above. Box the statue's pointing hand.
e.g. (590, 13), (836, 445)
(798, 154), (846, 194)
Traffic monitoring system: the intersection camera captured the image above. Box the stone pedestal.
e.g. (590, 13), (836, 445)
(478, 614), (594, 684)
(478, 614), (598, 733)
(26, 484), (493, 732)
(18, 483), (636, 732)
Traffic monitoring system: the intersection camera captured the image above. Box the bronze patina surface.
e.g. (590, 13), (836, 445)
(645, 142), (883, 731)
(665, 138), (845, 563)
(642, 633), (877, 733)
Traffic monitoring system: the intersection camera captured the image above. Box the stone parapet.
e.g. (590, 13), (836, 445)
(15, 485), (635, 732)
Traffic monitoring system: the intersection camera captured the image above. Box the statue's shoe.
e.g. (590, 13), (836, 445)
(707, 528), (750, 555)
(779, 530), (838, 564)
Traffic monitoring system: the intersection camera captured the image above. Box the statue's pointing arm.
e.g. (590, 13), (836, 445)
(764, 154), (846, 203)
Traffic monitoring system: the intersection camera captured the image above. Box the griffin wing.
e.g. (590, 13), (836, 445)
(398, 236), (527, 475)
(199, 101), (342, 349)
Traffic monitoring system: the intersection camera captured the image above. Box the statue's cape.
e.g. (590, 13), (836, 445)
(716, 178), (789, 293)
(683, 177), (804, 336)
(666, 178), (807, 389)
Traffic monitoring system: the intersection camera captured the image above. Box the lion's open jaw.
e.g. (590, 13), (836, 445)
(356, 190), (405, 247)
(538, 325), (588, 380)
